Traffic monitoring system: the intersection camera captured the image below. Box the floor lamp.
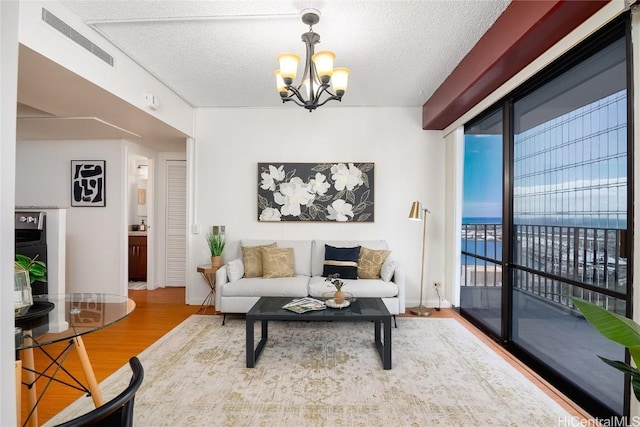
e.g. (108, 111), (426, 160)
(408, 201), (431, 316)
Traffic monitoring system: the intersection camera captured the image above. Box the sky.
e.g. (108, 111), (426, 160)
(463, 134), (503, 219)
(463, 90), (627, 225)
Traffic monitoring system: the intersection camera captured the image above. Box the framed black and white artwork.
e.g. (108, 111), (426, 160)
(71, 160), (106, 207)
(257, 162), (374, 222)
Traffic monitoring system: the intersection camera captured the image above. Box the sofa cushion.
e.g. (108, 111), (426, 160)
(358, 247), (391, 279)
(308, 276), (399, 299)
(262, 247), (296, 278)
(221, 276), (309, 297)
(380, 258), (396, 282)
(323, 245), (360, 279)
(241, 242), (276, 277)
(226, 258), (244, 282)
(311, 240), (389, 276)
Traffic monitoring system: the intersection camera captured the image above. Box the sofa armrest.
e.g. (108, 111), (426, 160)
(390, 262), (406, 314)
(214, 265), (229, 310)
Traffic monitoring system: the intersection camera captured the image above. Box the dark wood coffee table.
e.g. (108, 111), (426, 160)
(246, 296), (392, 370)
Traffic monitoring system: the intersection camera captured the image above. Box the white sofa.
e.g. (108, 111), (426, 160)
(214, 239), (405, 323)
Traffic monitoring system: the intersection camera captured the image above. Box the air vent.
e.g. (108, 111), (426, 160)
(41, 8), (114, 67)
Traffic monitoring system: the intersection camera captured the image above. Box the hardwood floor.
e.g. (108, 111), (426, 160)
(20, 288), (592, 425)
(19, 288), (198, 425)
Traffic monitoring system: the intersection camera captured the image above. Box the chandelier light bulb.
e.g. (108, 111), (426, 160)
(303, 78), (312, 99)
(331, 67), (350, 95)
(312, 51), (335, 83)
(277, 53), (300, 84)
(274, 71), (287, 95)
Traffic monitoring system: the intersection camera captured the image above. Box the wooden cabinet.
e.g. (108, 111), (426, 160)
(128, 236), (147, 281)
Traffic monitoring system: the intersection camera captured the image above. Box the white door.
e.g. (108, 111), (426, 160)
(165, 160), (186, 286)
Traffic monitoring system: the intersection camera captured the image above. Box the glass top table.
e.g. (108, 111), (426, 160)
(15, 293), (135, 427)
(15, 293), (136, 350)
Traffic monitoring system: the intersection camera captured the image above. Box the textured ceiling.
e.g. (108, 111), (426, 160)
(59, 0), (511, 109)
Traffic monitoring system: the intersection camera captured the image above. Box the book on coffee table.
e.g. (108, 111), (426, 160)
(282, 297), (326, 314)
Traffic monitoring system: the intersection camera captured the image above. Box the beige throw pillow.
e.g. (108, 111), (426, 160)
(262, 247), (296, 278)
(358, 247), (391, 279)
(241, 243), (276, 277)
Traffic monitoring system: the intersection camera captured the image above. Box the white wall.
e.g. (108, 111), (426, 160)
(15, 139), (126, 295)
(188, 107), (446, 309)
(1, 1), (20, 424)
(444, 127), (464, 306)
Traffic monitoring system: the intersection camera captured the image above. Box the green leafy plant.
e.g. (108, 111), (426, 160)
(325, 273), (344, 290)
(15, 254), (47, 284)
(206, 232), (226, 257)
(571, 297), (640, 401)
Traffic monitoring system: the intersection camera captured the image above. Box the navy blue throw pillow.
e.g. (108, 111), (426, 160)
(322, 245), (361, 279)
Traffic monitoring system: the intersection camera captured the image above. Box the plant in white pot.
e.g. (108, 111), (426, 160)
(206, 232), (226, 268)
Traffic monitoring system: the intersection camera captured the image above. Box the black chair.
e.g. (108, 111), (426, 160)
(55, 357), (144, 427)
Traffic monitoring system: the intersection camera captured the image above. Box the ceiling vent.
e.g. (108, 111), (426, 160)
(41, 8), (114, 67)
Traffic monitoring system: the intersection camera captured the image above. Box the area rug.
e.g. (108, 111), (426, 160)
(128, 281), (147, 290)
(45, 316), (573, 426)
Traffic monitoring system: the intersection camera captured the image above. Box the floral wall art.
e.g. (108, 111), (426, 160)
(258, 162), (374, 222)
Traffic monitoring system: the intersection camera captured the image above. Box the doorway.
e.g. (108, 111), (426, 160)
(128, 155), (153, 291)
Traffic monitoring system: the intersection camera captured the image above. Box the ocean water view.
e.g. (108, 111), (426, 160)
(461, 219), (502, 264)
(462, 217), (501, 224)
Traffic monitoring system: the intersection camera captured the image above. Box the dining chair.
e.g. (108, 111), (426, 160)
(54, 357), (144, 427)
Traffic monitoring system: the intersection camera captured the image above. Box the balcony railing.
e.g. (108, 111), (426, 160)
(461, 223), (627, 313)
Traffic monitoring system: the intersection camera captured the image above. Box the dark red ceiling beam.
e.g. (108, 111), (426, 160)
(422, 0), (610, 130)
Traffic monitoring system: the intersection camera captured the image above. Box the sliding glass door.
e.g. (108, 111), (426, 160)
(511, 34), (628, 416)
(461, 109), (504, 337)
(460, 16), (631, 418)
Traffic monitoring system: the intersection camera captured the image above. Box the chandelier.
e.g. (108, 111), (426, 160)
(275, 9), (350, 112)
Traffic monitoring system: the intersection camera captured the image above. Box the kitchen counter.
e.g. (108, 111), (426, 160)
(129, 231), (147, 236)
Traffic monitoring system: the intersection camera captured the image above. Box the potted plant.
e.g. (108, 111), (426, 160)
(571, 297), (640, 401)
(14, 254), (46, 316)
(206, 232), (226, 268)
(15, 253), (47, 285)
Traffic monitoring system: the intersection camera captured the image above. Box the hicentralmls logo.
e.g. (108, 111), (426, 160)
(558, 416), (639, 426)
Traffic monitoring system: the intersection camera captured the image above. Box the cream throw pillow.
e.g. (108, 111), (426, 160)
(226, 258), (244, 282)
(358, 247), (391, 279)
(261, 247), (296, 278)
(241, 242), (276, 277)
(380, 258), (396, 282)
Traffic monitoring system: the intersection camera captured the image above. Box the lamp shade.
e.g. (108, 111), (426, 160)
(408, 201), (422, 220)
(274, 70), (287, 93)
(303, 78), (312, 98)
(312, 50), (335, 79)
(331, 67), (350, 93)
(277, 53), (301, 81)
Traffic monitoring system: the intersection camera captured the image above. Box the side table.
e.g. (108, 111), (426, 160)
(197, 265), (219, 314)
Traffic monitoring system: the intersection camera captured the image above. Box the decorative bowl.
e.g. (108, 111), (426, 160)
(322, 291), (354, 309)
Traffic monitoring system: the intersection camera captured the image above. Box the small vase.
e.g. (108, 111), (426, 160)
(211, 256), (222, 269)
(333, 289), (345, 304)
